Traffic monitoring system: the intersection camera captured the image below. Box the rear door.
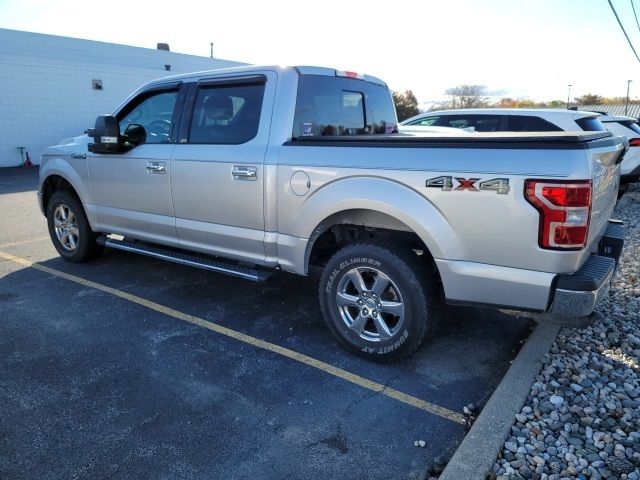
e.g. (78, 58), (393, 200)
(170, 73), (274, 264)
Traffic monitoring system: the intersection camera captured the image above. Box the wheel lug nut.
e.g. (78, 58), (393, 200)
(372, 310), (378, 317)
(362, 308), (368, 315)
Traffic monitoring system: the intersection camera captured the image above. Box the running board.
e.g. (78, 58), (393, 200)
(97, 236), (271, 282)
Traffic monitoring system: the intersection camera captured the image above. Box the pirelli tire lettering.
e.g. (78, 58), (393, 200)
(425, 176), (510, 194)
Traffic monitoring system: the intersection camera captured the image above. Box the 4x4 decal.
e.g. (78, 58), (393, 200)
(425, 176), (510, 194)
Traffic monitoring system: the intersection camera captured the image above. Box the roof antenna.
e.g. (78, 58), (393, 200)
(210, 42), (213, 58)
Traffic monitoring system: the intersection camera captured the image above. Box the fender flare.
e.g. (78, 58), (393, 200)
(290, 176), (463, 268)
(39, 158), (98, 229)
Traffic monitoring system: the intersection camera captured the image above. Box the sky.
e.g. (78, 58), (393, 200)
(2, 0), (640, 107)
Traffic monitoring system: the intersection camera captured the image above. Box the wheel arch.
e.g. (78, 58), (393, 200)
(281, 176), (463, 274)
(39, 159), (98, 229)
(305, 208), (436, 270)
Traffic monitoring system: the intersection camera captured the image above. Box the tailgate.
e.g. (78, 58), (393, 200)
(587, 137), (626, 247)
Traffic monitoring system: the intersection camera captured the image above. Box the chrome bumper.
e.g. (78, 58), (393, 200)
(548, 220), (624, 317)
(549, 266), (614, 316)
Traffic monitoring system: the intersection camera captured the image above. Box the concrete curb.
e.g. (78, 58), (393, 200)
(438, 321), (561, 480)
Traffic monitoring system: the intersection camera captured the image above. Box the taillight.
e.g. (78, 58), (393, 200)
(524, 180), (592, 250)
(629, 138), (640, 146)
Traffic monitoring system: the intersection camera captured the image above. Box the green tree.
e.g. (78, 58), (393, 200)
(445, 84), (488, 109)
(392, 90), (420, 121)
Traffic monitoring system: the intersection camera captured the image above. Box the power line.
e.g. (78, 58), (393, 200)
(632, 0), (640, 33)
(608, 0), (640, 63)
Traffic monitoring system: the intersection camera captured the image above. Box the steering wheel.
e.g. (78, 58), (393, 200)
(146, 119), (172, 139)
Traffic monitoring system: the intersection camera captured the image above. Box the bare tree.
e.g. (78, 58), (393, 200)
(574, 93), (604, 105)
(445, 84), (488, 109)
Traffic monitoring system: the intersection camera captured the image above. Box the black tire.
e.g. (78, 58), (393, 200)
(319, 242), (434, 362)
(47, 190), (103, 262)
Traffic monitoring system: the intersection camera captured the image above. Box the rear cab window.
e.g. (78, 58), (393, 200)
(292, 75), (397, 138)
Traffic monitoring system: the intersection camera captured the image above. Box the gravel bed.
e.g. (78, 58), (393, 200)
(493, 185), (640, 480)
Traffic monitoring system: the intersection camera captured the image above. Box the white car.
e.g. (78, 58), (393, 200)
(598, 114), (640, 183)
(400, 108), (605, 132)
(400, 108), (637, 184)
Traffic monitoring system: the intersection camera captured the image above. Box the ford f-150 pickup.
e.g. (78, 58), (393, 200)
(38, 65), (626, 361)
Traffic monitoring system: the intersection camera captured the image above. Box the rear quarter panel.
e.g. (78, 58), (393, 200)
(276, 142), (607, 275)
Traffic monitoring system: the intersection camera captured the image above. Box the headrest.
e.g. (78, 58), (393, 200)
(203, 95), (233, 121)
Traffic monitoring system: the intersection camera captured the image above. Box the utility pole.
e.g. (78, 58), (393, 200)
(625, 79), (632, 116)
(210, 42), (214, 58)
(566, 84), (572, 109)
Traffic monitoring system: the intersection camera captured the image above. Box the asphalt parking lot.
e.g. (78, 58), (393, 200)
(0, 168), (534, 479)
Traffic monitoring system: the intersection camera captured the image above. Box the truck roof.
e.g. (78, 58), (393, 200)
(140, 64), (387, 89)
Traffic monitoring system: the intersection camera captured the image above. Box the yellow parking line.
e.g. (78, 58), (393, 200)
(0, 236), (50, 249)
(0, 249), (466, 425)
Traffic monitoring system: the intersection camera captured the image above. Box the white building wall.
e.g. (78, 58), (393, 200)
(0, 29), (246, 167)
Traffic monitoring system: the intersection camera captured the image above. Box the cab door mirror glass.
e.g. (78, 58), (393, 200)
(122, 123), (147, 148)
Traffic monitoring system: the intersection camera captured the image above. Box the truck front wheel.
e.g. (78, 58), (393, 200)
(319, 242), (433, 362)
(46, 190), (103, 263)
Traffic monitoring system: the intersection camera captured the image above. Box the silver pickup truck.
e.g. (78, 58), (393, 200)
(38, 65), (626, 361)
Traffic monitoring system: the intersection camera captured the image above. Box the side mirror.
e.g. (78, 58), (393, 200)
(87, 115), (120, 153)
(122, 124), (146, 148)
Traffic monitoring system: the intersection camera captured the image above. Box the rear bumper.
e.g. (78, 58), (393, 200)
(548, 220), (624, 316)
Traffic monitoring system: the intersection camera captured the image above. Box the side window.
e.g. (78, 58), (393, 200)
(118, 91), (179, 144)
(473, 116), (502, 132)
(443, 115), (501, 132)
(408, 116), (439, 126)
(189, 82), (265, 144)
(509, 116), (562, 132)
(445, 117), (471, 129)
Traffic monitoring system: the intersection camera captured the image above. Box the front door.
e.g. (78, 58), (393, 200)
(170, 74), (272, 264)
(88, 85), (185, 246)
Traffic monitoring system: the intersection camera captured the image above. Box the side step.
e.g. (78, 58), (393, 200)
(97, 236), (271, 282)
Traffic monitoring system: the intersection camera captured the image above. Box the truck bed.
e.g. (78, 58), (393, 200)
(287, 131), (622, 149)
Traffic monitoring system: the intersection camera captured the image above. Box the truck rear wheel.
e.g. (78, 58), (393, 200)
(47, 190), (103, 263)
(319, 242), (433, 362)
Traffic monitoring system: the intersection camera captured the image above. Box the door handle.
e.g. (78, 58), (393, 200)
(146, 162), (166, 174)
(232, 166), (257, 181)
